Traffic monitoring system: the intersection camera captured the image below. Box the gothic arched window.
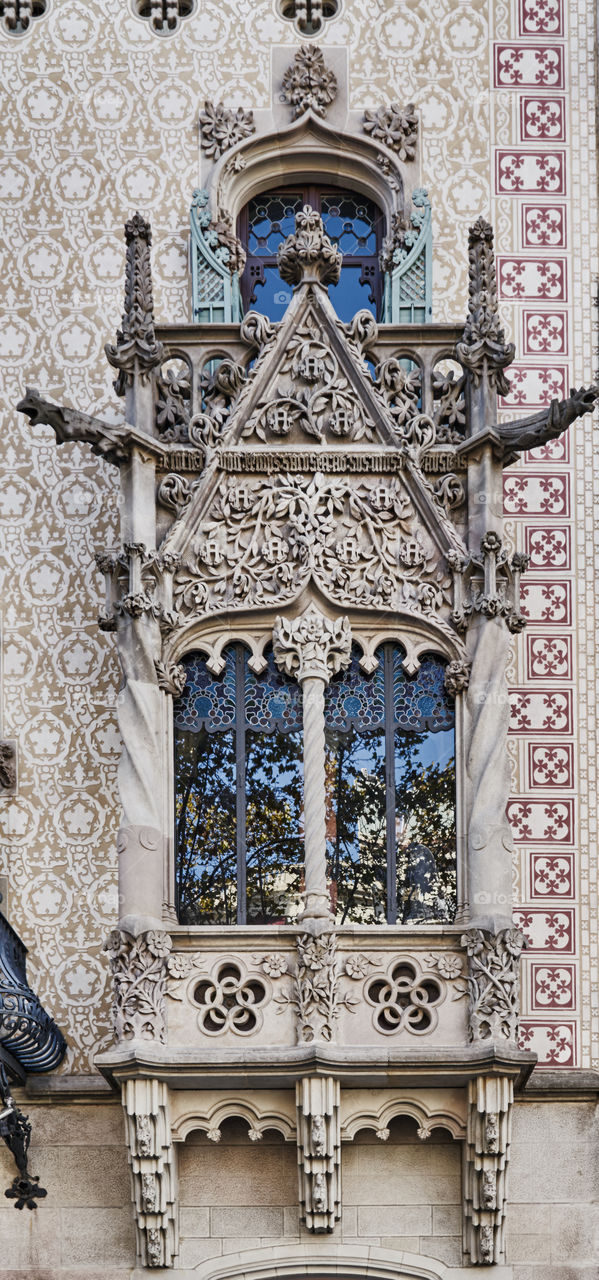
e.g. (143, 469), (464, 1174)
(237, 187), (383, 322)
(174, 642), (456, 927)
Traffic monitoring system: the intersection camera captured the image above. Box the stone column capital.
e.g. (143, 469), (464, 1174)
(272, 605), (352, 685)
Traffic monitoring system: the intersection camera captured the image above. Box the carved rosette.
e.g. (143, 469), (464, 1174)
(104, 929), (172, 1043)
(105, 213), (164, 395)
(281, 45), (337, 119)
(461, 928), (526, 1043)
(296, 1076), (341, 1232)
(278, 207), (342, 287)
(455, 218), (515, 396)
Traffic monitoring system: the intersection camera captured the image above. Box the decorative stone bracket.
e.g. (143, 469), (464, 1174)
(463, 1075), (513, 1265)
(296, 1075), (341, 1232)
(448, 535), (529, 634)
(122, 1078), (178, 1269)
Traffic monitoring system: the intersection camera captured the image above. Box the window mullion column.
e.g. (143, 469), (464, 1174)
(384, 645), (397, 924)
(235, 645), (247, 925)
(273, 606), (352, 928)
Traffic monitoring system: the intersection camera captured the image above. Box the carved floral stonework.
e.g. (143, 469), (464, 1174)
(363, 102), (419, 161)
(274, 933), (356, 1043)
(198, 100), (255, 158)
(278, 207), (342, 287)
(173, 472), (451, 622)
(444, 658), (471, 696)
(272, 605), (351, 684)
(461, 928), (526, 1043)
(280, 45), (337, 119)
(104, 929), (172, 1043)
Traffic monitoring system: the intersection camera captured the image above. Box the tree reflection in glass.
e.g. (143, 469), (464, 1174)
(324, 646), (456, 924)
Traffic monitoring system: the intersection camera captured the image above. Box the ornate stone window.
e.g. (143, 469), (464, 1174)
(276, 0), (340, 38)
(131, 0), (195, 35)
(174, 640), (455, 927)
(0, 0), (46, 35)
(238, 187), (383, 322)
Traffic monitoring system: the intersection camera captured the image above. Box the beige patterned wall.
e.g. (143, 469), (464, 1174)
(0, 0), (595, 1072)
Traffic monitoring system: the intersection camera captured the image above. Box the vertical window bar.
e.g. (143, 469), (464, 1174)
(235, 645), (247, 924)
(384, 645), (397, 923)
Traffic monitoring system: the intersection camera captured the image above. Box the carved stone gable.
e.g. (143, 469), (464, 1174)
(158, 239), (467, 638)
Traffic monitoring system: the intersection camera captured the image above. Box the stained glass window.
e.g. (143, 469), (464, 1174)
(238, 187), (383, 322)
(174, 641), (456, 927)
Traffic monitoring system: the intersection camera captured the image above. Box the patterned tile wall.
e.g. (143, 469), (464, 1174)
(0, 0), (596, 1071)
(494, 0), (598, 1068)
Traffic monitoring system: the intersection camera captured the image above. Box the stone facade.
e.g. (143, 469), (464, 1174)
(1, 0), (598, 1276)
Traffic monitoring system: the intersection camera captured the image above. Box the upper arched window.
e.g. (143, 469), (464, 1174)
(237, 187), (383, 322)
(174, 642), (456, 927)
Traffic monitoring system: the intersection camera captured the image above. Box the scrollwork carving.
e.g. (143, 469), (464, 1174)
(173, 471), (451, 624)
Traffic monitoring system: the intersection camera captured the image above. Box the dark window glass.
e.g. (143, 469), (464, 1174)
(174, 642), (456, 926)
(324, 645), (456, 924)
(174, 645), (303, 925)
(239, 187), (383, 322)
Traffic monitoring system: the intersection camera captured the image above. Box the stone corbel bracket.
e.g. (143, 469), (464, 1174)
(123, 1077), (178, 1269)
(296, 1075), (341, 1232)
(448, 535), (529, 634)
(463, 1074), (513, 1265)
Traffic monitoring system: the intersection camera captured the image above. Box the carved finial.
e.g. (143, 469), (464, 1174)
(281, 45), (337, 120)
(272, 605), (351, 683)
(105, 212), (163, 396)
(455, 218), (515, 396)
(277, 206), (342, 288)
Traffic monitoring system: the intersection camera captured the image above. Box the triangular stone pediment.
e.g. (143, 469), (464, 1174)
(162, 267), (467, 638)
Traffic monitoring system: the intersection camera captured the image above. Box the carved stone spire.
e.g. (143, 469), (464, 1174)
(277, 206), (342, 289)
(455, 218), (515, 397)
(105, 212), (164, 397)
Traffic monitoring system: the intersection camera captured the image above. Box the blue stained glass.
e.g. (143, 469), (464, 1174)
(244, 649), (303, 733)
(392, 651), (454, 733)
(324, 646), (454, 735)
(325, 647), (385, 731)
(173, 649), (236, 732)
